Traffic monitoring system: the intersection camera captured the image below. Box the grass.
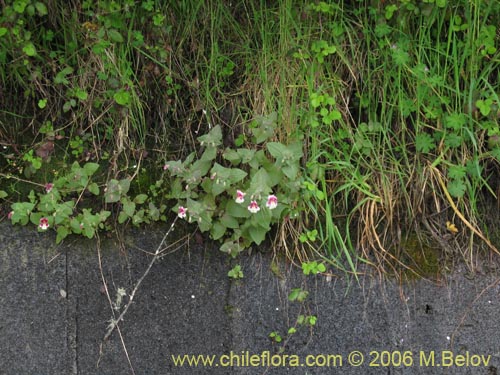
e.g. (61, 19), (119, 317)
(1, 0), (500, 277)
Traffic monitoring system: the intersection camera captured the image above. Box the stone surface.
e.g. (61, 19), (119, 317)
(1, 221), (499, 374)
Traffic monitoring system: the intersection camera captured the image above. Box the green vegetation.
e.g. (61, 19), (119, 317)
(1, 0), (500, 276)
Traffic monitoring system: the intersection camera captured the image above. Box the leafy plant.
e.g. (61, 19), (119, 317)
(228, 264), (243, 279)
(162, 114), (305, 256)
(301, 261), (326, 275)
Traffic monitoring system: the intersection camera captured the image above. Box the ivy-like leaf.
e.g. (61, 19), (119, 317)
(83, 162), (99, 176)
(248, 225), (266, 245)
(122, 198), (136, 217)
(56, 226), (70, 244)
(88, 182), (99, 195)
(197, 125), (222, 147)
(107, 29), (124, 43)
(251, 112), (277, 144)
(200, 146), (217, 162)
(210, 221), (226, 240)
(223, 148), (241, 165)
(134, 194), (148, 204)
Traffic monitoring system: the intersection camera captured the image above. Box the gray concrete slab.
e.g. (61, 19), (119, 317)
(0, 223), (70, 374)
(1, 221), (500, 374)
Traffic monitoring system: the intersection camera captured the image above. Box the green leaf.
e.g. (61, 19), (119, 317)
(104, 178), (130, 203)
(118, 211), (129, 224)
(0, 28), (8, 38)
(148, 203), (161, 221)
(220, 241), (241, 257)
(220, 213), (240, 229)
(476, 99), (493, 116)
(282, 164), (299, 180)
(22, 42), (37, 57)
(444, 132), (462, 148)
(88, 182), (99, 195)
(445, 113), (467, 130)
(308, 315), (317, 326)
(226, 200), (251, 219)
(83, 162), (99, 176)
(13, 0), (28, 13)
(236, 149), (255, 164)
(448, 165), (466, 180)
(248, 225), (266, 245)
(385, 4), (398, 20)
(288, 288), (308, 302)
(447, 179), (466, 198)
(99, 210), (111, 222)
(54, 67), (73, 85)
(415, 133), (436, 153)
(228, 265), (243, 279)
(34, 2), (48, 15)
(223, 148), (241, 165)
(210, 221), (226, 240)
(56, 226), (70, 244)
(310, 93), (323, 108)
(134, 194), (148, 204)
(200, 146), (217, 161)
(248, 168), (271, 197)
(197, 125), (222, 147)
(38, 99), (47, 109)
(266, 142), (286, 160)
(267, 142), (303, 163)
(113, 90), (131, 106)
(11, 202), (35, 225)
(122, 198), (136, 217)
(54, 201), (74, 225)
(107, 29), (124, 43)
(296, 315), (305, 325)
(251, 112), (277, 143)
(0, 190), (7, 199)
(189, 159), (212, 181)
(465, 159), (482, 180)
(73, 88), (88, 101)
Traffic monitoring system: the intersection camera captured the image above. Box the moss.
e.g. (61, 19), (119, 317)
(396, 233), (441, 280)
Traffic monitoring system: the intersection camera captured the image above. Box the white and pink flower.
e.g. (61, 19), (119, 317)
(178, 206), (187, 219)
(8, 211), (13, 220)
(266, 194), (278, 210)
(247, 200), (260, 214)
(235, 190), (246, 204)
(45, 183), (54, 193)
(39, 217), (49, 230)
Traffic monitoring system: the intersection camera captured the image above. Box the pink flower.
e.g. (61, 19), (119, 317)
(163, 164), (169, 170)
(8, 211), (13, 220)
(248, 200), (260, 214)
(178, 206), (187, 219)
(39, 217), (49, 230)
(235, 190), (246, 204)
(266, 194), (278, 210)
(45, 183), (54, 193)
